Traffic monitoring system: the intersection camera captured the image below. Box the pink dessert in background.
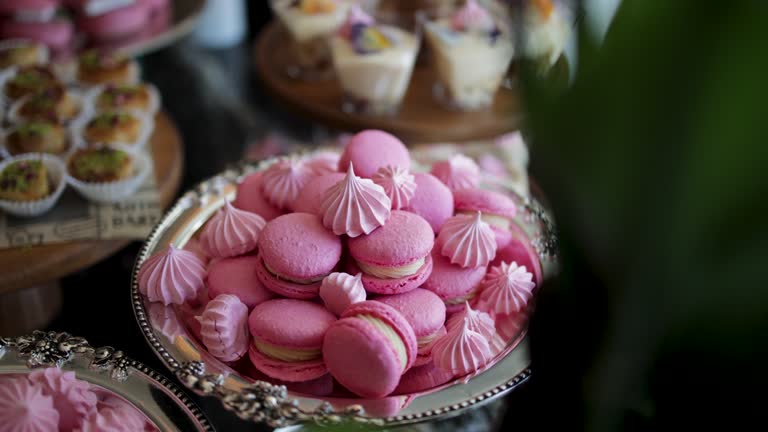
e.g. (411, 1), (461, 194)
(437, 212), (497, 268)
(319, 163), (391, 237)
(138, 244), (206, 305)
(291, 172), (345, 215)
(404, 173), (454, 233)
(27, 367), (98, 431)
(233, 172), (283, 221)
(338, 130), (411, 178)
(200, 201), (266, 258)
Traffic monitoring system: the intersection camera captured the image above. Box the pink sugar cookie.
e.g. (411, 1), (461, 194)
(338, 130), (411, 178)
(404, 173), (454, 233)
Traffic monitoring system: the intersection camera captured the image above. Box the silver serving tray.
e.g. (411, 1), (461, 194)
(131, 148), (559, 428)
(0, 330), (213, 432)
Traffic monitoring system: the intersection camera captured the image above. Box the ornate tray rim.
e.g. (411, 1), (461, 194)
(131, 153), (558, 428)
(0, 330), (213, 432)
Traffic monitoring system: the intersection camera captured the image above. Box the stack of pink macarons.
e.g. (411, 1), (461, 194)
(139, 129), (542, 399)
(0, 367), (158, 432)
(0, 0), (170, 54)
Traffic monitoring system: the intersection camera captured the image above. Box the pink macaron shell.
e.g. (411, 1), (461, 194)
(280, 373), (335, 396)
(259, 213), (342, 281)
(347, 253), (434, 295)
(76, 1), (151, 40)
(290, 172), (345, 214)
(404, 173), (454, 233)
(0, 19), (74, 51)
(491, 225), (513, 249)
(375, 288), (446, 340)
(348, 210), (434, 267)
(233, 172), (283, 221)
(342, 301), (418, 369)
(454, 188), (517, 220)
(249, 299), (337, 350)
(491, 237), (542, 287)
(338, 130), (411, 178)
(414, 326), (447, 366)
(393, 361), (455, 395)
(422, 249), (487, 313)
(206, 254), (275, 309)
(255, 254), (323, 299)
(248, 344), (328, 382)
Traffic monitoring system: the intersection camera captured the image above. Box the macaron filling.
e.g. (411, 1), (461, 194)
(457, 210), (511, 230)
(355, 314), (407, 370)
(263, 259), (329, 285)
(417, 328), (443, 349)
(444, 289), (479, 306)
(356, 256), (426, 279)
(253, 338), (322, 362)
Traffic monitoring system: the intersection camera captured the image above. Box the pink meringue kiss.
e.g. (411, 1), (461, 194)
(200, 201), (266, 258)
(451, 0), (494, 32)
(79, 405), (147, 432)
(446, 301), (505, 354)
(437, 212), (497, 268)
(338, 4), (374, 39)
(372, 165), (417, 210)
(304, 151), (341, 176)
(478, 262), (535, 316)
(430, 154), (480, 192)
(138, 244), (206, 306)
(197, 294), (250, 362)
(97, 394), (152, 431)
(260, 157), (316, 209)
(28, 367), (98, 431)
(0, 377), (60, 432)
(431, 318), (491, 376)
(320, 272), (367, 316)
(319, 163), (392, 237)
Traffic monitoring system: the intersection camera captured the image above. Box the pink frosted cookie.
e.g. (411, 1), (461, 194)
(27, 367), (98, 431)
(0, 377), (59, 432)
(394, 361), (454, 395)
(491, 236), (543, 287)
(256, 213), (342, 299)
(338, 130), (411, 178)
(233, 171), (283, 221)
(436, 212), (497, 268)
(319, 272), (366, 316)
(197, 294), (250, 362)
(430, 154), (480, 192)
(200, 201), (266, 258)
(206, 254), (274, 309)
(291, 172), (344, 215)
(138, 244), (206, 306)
(347, 210), (434, 295)
(431, 318), (491, 376)
(454, 188), (517, 248)
(75, 0), (151, 40)
(323, 301), (417, 398)
(404, 173), (454, 233)
(422, 248), (487, 313)
(376, 288), (446, 366)
(0, 18), (74, 51)
(248, 299), (336, 382)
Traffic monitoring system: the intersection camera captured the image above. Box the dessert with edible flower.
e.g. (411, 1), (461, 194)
(270, 0), (351, 78)
(319, 163), (392, 237)
(436, 212), (498, 268)
(330, 6), (420, 114)
(138, 244), (206, 306)
(424, 0), (515, 110)
(373, 165), (417, 210)
(3, 65), (59, 100)
(92, 83), (158, 115)
(477, 261), (536, 316)
(5, 121), (68, 155)
(0, 40), (48, 69)
(76, 49), (138, 85)
(199, 200), (266, 258)
(81, 111), (145, 145)
(14, 85), (82, 123)
(67, 147), (133, 182)
(0, 159), (50, 201)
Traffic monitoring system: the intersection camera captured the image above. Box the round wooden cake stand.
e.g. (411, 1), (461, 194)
(0, 112), (183, 336)
(254, 21), (522, 143)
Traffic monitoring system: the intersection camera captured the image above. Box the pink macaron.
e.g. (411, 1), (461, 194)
(0, 18), (74, 51)
(347, 210), (434, 295)
(0, 0), (59, 17)
(376, 288), (446, 366)
(75, 0), (151, 40)
(206, 254), (275, 309)
(394, 361), (455, 395)
(454, 188), (517, 247)
(291, 172), (345, 214)
(491, 236), (542, 287)
(233, 171), (283, 221)
(248, 299), (337, 382)
(323, 301), (417, 398)
(338, 130), (411, 178)
(256, 213), (342, 299)
(422, 248), (488, 313)
(404, 173), (454, 233)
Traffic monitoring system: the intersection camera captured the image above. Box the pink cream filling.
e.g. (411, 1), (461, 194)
(263, 259), (329, 285)
(356, 256), (425, 279)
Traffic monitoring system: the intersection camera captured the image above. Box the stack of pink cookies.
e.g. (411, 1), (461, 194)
(139, 129), (541, 399)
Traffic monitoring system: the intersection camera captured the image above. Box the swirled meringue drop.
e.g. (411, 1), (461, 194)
(431, 318), (491, 375)
(446, 301), (505, 353)
(0, 378), (59, 432)
(320, 272), (367, 316)
(437, 212), (497, 268)
(78, 406), (147, 432)
(197, 294), (250, 362)
(430, 154), (480, 191)
(319, 163), (391, 237)
(372, 165), (416, 210)
(200, 201), (266, 258)
(138, 244), (206, 305)
(261, 156), (316, 209)
(478, 262), (535, 316)
(28, 367), (98, 431)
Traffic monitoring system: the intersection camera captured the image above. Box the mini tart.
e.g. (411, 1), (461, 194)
(14, 86), (81, 123)
(3, 65), (60, 100)
(67, 147), (133, 183)
(93, 84), (156, 114)
(76, 50), (137, 85)
(0, 41), (47, 69)
(0, 159), (50, 201)
(5, 122), (68, 156)
(82, 111), (143, 145)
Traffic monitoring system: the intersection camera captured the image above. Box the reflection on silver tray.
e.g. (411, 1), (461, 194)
(131, 148), (559, 428)
(0, 330), (213, 432)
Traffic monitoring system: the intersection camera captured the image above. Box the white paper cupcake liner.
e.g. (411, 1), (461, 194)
(0, 153), (66, 217)
(65, 144), (151, 203)
(0, 123), (80, 161)
(70, 108), (154, 150)
(0, 39), (50, 70)
(7, 88), (89, 126)
(82, 83), (160, 117)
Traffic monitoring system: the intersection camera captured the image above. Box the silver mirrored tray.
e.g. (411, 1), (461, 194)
(0, 330), (213, 432)
(131, 146), (559, 428)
